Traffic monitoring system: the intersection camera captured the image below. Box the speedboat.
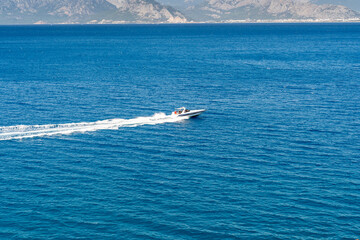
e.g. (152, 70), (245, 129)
(172, 107), (206, 118)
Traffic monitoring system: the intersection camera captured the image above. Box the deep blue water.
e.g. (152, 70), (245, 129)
(0, 23), (360, 239)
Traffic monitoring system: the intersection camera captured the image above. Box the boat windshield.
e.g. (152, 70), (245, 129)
(175, 107), (188, 114)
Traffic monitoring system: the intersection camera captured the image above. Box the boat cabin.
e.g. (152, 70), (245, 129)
(173, 107), (190, 115)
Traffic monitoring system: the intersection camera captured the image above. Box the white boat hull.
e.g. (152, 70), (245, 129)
(173, 109), (206, 118)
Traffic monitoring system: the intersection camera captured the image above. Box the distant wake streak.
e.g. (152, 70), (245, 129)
(0, 113), (186, 141)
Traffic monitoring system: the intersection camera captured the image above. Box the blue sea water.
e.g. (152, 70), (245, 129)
(0, 23), (360, 239)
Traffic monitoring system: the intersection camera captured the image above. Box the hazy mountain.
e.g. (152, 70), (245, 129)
(157, 0), (204, 9)
(1, 0), (359, 24)
(158, 0), (360, 11)
(158, 0), (360, 22)
(313, 0), (360, 12)
(0, 0), (187, 24)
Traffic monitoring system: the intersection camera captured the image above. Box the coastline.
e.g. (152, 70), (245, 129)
(1, 18), (360, 25)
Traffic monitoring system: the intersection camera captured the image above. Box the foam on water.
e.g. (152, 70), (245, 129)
(0, 113), (186, 141)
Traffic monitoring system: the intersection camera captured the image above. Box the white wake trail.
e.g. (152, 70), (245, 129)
(0, 113), (186, 141)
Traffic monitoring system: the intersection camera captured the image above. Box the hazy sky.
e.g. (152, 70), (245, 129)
(158, 0), (360, 11)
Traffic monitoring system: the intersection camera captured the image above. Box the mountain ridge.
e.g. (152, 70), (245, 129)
(183, 0), (360, 22)
(0, 0), (359, 24)
(0, 0), (187, 24)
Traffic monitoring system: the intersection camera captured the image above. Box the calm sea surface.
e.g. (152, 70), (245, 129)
(0, 24), (359, 239)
